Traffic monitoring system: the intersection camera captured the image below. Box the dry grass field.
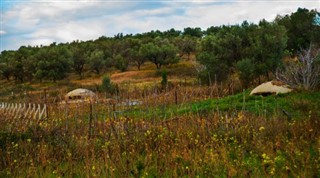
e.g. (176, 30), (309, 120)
(0, 59), (319, 177)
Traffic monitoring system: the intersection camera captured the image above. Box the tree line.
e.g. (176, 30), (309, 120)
(0, 8), (319, 88)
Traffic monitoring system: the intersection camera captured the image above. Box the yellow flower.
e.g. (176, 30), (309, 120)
(269, 167), (275, 175)
(259, 126), (265, 131)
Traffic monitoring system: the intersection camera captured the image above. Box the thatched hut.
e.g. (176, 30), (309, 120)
(250, 81), (292, 96)
(65, 88), (97, 102)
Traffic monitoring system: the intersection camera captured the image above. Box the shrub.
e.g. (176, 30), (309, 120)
(100, 75), (116, 95)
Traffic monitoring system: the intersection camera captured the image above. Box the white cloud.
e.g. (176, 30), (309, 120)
(0, 30), (6, 35)
(180, 1), (319, 28)
(1, 0), (319, 51)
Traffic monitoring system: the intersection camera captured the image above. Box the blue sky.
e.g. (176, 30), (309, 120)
(1, 0), (319, 52)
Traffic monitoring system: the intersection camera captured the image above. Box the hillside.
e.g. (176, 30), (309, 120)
(0, 8), (320, 178)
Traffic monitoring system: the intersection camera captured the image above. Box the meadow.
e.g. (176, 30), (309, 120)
(0, 77), (319, 177)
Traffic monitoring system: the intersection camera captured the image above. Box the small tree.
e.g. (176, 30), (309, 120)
(276, 46), (320, 90)
(130, 48), (145, 70)
(235, 58), (255, 88)
(114, 54), (129, 72)
(100, 75), (116, 96)
(89, 50), (105, 74)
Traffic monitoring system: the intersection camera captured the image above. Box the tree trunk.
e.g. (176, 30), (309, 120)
(156, 63), (161, 69)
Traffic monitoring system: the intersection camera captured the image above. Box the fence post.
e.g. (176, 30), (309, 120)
(39, 104), (47, 120)
(88, 101), (94, 139)
(175, 88), (178, 105)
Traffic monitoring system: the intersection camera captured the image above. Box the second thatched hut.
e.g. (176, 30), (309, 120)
(250, 80), (292, 96)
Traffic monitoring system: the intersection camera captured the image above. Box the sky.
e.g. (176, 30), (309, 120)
(0, 0), (319, 52)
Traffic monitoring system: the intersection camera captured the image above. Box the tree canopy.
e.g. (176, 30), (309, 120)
(0, 8), (318, 89)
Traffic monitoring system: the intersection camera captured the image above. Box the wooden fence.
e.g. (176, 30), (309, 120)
(0, 103), (47, 120)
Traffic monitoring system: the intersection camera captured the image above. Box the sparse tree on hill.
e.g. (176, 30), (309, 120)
(34, 45), (72, 82)
(130, 48), (144, 70)
(89, 50), (105, 74)
(114, 54), (129, 72)
(276, 8), (320, 53)
(70, 43), (88, 79)
(175, 36), (197, 60)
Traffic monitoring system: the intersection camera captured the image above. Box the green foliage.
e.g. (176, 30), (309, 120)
(197, 27), (242, 83)
(0, 51), (15, 80)
(276, 8), (320, 52)
(89, 50), (105, 74)
(34, 46), (72, 81)
(183, 27), (203, 38)
(70, 42), (89, 79)
(236, 58), (255, 87)
(252, 20), (287, 77)
(140, 39), (179, 69)
(114, 54), (129, 72)
(0, 8), (318, 85)
(160, 69), (168, 87)
(196, 49), (229, 83)
(174, 36), (197, 60)
(197, 20), (287, 85)
(100, 75), (115, 95)
(129, 48), (144, 70)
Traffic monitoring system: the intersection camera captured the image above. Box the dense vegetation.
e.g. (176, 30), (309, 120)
(0, 8), (319, 88)
(1, 90), (319, 177)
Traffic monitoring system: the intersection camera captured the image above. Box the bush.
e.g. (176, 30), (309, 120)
(114, 55), (129, 72)
(100, 75), (116, 96)
(161, 69), (168, 87)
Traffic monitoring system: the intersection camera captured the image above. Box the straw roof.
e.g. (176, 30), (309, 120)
(65, 88), (97, 100)
(250, 81), (292, 96)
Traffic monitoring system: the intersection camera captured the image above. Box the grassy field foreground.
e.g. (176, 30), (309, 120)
(0, 90), (319, 177)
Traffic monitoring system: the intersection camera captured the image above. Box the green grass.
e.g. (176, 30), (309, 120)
(188, 91), (320, 119)
(1, 81), (320, 177)
(116, 90), (320, 121)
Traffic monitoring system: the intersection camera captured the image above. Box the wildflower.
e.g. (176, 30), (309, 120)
(269, 167), (275, 175)
(92, 166), (96, 170)
(259, 126), (265, 131)
(27, 139), (31, 143)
